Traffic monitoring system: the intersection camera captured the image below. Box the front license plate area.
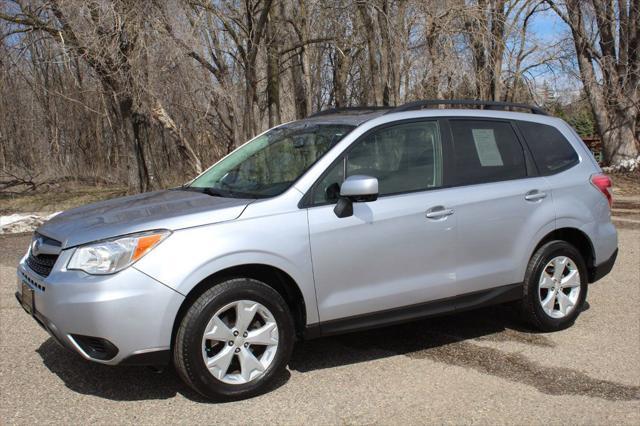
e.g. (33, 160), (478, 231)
(21, 281), (35, 315)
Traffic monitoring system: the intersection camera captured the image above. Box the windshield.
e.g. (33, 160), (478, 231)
(187, 123), (355, 198)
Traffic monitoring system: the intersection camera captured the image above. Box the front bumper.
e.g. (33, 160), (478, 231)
(16, 252), (184, 365)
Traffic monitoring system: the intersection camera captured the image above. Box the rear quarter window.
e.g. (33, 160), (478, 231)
(449, 120), (527, 186)
(517, 121), (579, 175)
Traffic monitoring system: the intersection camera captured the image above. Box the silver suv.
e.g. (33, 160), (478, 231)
(17, 100), (618, 400)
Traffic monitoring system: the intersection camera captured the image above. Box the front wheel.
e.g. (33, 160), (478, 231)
(521, 241), (588, 332)
(173, 278), (294, 401)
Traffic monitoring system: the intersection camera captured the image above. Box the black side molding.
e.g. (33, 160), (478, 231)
(303, 283), (523, 339)
(588, 248), (618, 283)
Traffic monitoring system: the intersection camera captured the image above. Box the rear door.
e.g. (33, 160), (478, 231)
(443, 118), (555, 295)
(306, 120), (459, 322)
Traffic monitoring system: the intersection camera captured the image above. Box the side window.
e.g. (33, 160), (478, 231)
(450, 120), (526, 185)
(517, 121), (579, 175)
(312, 158), (344, 204)
(312, 121), (443, 204)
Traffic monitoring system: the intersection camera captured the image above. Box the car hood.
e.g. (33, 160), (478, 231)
(37, 189), (251, 248)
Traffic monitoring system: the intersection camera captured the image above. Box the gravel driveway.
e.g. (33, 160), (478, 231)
(1, 229), (638, 425)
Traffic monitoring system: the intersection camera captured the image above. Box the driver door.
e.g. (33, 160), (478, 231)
(306, 120), (459, 323)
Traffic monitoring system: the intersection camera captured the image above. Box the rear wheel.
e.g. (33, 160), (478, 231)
(173, 278), (294, 400)
(522, 241), (588, 331)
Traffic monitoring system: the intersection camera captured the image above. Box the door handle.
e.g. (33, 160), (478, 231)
(426, 206), (455, 219)
(525, 190), (547, 202)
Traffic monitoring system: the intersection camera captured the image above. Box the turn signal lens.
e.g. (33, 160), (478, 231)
(132, 234), (164, 261)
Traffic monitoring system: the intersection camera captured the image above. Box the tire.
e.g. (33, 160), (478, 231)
(173, 278), (294, 401)
(521, 240), (588, 332)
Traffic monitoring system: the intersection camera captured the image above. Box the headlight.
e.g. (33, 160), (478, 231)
(67, 230), (171, 275)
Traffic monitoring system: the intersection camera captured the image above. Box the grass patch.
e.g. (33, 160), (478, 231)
(0, 185), (127, 215)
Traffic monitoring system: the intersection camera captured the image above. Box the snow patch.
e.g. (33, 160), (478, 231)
(0, 212), (60, 234)
(602, 156), (640, 173)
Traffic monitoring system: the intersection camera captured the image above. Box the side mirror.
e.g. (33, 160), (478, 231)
(334, 175), (379, 218)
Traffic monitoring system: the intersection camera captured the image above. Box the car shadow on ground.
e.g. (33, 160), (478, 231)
(36, 304), (539, 403)
(39, 302), (633, 404)
(288, 304), (549, 373)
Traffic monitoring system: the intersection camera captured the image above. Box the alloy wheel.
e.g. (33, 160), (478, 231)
(201, 300), (279, 385)
(538, 256), (581, 319)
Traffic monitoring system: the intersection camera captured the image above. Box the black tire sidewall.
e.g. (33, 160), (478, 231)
(175, 278), (294, 401)
(524, 241), (588, 331)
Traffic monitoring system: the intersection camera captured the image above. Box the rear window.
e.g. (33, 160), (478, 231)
(517, 121), (579, 175)
(450, 120), (527, 185)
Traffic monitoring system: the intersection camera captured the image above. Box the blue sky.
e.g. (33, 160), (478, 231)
(529, 8), (567, 42)
(524, 9), (583, 100)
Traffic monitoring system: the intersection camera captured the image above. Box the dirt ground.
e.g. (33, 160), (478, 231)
(1, 226), (638, 424)
(610, 172), (640, 197)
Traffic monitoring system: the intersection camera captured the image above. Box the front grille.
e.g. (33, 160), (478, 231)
(26, 233), (62, 277)
(26, 253), (58, 277)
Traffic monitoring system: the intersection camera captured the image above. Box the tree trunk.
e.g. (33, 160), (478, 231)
(489, 0), (506, 101)
(289, 0), (311, 118)
(130, 112), (152, 193)
(466, 1), (490, 100)
(291, 51), (310, 118)
(603, 103), (639, 164)
(151, 100), (203, 175)
(358, 2), (383, 105)
(378, 0), (392, 106)
(242, 0), (273, 140)
(333, 47), (350, 107)
(118, 97), (151, 193)
(243, 72), (257, 141)
(266, 15), (281, 127)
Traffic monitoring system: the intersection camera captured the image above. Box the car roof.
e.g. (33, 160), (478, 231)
(295, 108), (559, 130)
(298, 110), (390, 127)
(296, 100), (549, 128)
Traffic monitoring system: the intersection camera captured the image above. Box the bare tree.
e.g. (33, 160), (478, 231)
(1, 0), (203, 192)
(2, 0), (628, 196)
(547, 0), (639, 164)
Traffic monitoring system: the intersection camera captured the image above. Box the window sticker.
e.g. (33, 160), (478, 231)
(472, 128), (503, 166)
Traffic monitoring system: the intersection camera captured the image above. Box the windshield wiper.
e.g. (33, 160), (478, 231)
(178, 186), (229, 197)
(202, 187), (231, 197)
(182, 185), (265, 199)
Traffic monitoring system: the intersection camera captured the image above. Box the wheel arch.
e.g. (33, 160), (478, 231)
(531, 227), (595, 273)
(171, 263), (308, 349)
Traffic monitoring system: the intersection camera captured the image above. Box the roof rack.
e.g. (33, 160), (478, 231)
(309, 106), (392, 118)
(387, 99), (548, 115)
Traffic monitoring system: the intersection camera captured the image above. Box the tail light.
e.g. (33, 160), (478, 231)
(590, 173), (613, 208)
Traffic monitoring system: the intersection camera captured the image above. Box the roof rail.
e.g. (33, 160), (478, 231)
(387, 99), (548, 115)
(309, 106), (392, 118)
